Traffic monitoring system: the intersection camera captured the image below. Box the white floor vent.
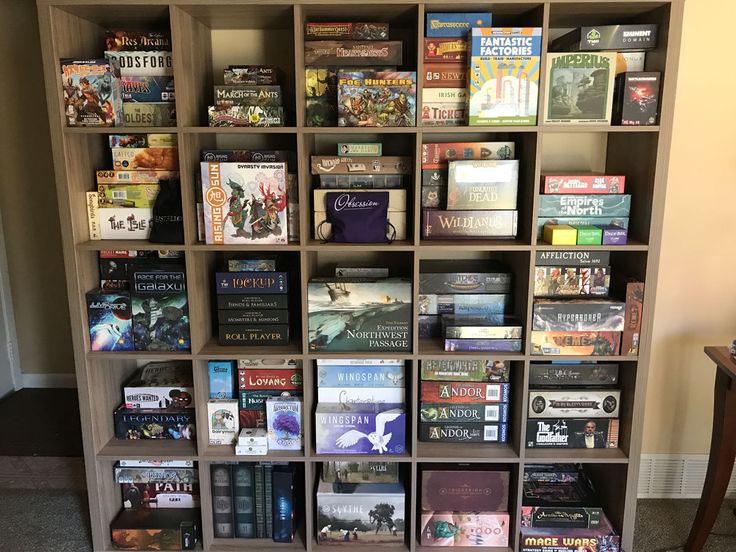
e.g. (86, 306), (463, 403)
(638, 454), (736, 499)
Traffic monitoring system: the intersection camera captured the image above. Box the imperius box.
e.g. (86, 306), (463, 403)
(421, 142), (515, 169)
(420, 402), (510, 423)
(523, 416), (616, 448)
(542, 174), (625, 194)
(314, 403), (406, 455)
(418, 293), (509, 316)
(218, 325), (289, 346)
(111, 508), (199, 550)
(422, 210), (518, 239)
(321, 461), (399, 484)
(538, 195), (632, 217)
(303, 40), (403, 65)
(423, 63), (468, 88)
(316, 362), (405, 388)
(216, 294), (289, 310)
(551, 24), (658, 51)
(520, 515), (621, 552)
(528, 390), (621, 418)
(613, 71), (661, 125)
(420, 261), (512, 294)
(420, 422), (508, 443)
(533, 299), (626, 332)
(215, 272), (288, 294)
(305, 22), (389, 40)
(213, 85), (282, 107)
(444, 338), (523, 353)
(311, 155), (412, 175)
(421, 470), (509, 512)
(529, 363), (619, 386)
(532, 331), (622, 356)
(421, 359), (510, 382)
(114, 406), (195, 440)
(421, 512), (510, 547)
(533, 266), (611, 297)
(521, 506), (603, 529)
(447, 160), (519, 209)
(421, 382), (510, 404)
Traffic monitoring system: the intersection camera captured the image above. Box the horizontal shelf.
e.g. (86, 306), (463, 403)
(529, 355), (638, 362)
(198, 339), (303, 359)
(303, 126), (417, 134)
(418, 338), (526, 359)
(417, 547), (512, 552)
(524, 447), (629, 464)
(184, 126), (298, 134)
(419, 239), (531, 251)
(76, 240), (187, 252)
(87, 350), (193, 361)
(211, 536), (305, 551)
(190, 242), (302, 252)
(539, 124), (660, 133)
(63, 126), (178, 135)
(421, 125), (537, 134)
(97, 437), (197, 459)
(416, 442), (519, 462)
(201, 445), (306, 462)
(305, 240), (415, 251)
(534, 239), (649, 252)
(310, 452), (412, 462)
(306, 350), (414, 360)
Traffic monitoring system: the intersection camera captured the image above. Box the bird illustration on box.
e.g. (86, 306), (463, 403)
(335, 409), (402, 454)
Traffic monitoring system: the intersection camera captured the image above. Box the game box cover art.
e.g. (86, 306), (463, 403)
(315, 403), (406, 455)
(61, 58), (123, 127)
(308, 279), (412, 352)
(86, 289), (134, 351)
(337, 71), (417, 127)
(201, 162), (288, 245)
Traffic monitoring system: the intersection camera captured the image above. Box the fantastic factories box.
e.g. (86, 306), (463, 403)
(315, 403), (406, 455)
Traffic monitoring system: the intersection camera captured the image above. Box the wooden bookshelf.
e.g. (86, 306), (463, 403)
(36, 0), (684, 550)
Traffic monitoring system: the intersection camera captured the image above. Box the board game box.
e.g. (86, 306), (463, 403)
(123, 102), (176, 126)
(425, 12), (492, 37)
(266, 395), (302, 450)
(468, 27), (543, 125)
(421, 382), (510, 404)
(97, 184), (159, 208)
(418, 293), (510, 316)
(423, 63), (467, 88)
(305, 40), (402, 65)
(86, 289), (134, 351)
(215, 272), (288, 294)
(536, 250), (610, 267)
(445, 338), (523, 353)
(421, 470), (509, 511)
(520, 515), (621, 552)
(314, 403), (406, 455)
(317, 363), (405, 388)
(104, 50), (173, 77)
(201, 162), (288, 245)
(120, 76), (175, 103)
(419, 422), (509, 443)
(533, 299), (626, 332)
(207, 105), (284, 127)
(420, 512), (510, 547)
(420, 402), (510, 423)
(526, 418), (620, 449)
(114, 406), (195, 440)
(551, 24), (658, 52)
(613, 71), (660, 125)
(218, 309), (288, 325)
(115, 464), (197, 484)
(110, 508), (199, 550)
(238, 367), (302, 390)
(319, 174), (403, 189)
(543, 52), (617, 124)
(529, 389), (620, 418)
(214, 85), (282, 107)
(208, 360), (234, 399)
(536, 217), (628, 239)
(321, 461), (399, 484)
(421, 142), (515, 169)
(521, 506), (602, 529)
(311, 155), (412, 175)
(447, 160), (520, 209)
(121, 482), (199, 509)
(202, 150), (291, 164)
(421, 359), (510, 382)
(421, 102), (466, 126)
(529, 363), (619, 386)
(422, 210), (518, 238)
(308, 278), (411, 352)
(61, 58), (123, 126)
(224, 65), (279, 85)
(216, 294), (288, 310)
(96, 169), (178, 184)
(337, 71), (416, 127)
(305, 22), (389, 40)
(531, 331), (621, 356)
(424, 38), (468, 63)
(538, 195), (631, 217)
(619, 279), (644, 356)
(542, 174), (625, 194)
(105, 30), (171, 51)
(533, 266), (611, 297)
(317, 386), (405, 405)
(111, 147), (178, 171)
(419, 261), (512, 294)
(207, 400), (238, 445)
(218, 325), (289, 346)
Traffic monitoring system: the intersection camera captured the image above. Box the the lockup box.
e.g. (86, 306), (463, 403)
(447, 160), (519, 209)
(526, 418), (620, 449)
(528, 390), (621, 418)
(521, 505), (602, 529)
(312, 189), (407, 240)
(314, 403), (406, 455)
(316, 480), (405, 545)
(421, 470), (509, 511)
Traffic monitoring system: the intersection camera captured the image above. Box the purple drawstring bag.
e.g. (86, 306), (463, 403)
(317, 191), (395, 243)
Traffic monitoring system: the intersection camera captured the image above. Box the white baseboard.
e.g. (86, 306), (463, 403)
(638, 454), (736, 499)
(21, 372), (77, 388)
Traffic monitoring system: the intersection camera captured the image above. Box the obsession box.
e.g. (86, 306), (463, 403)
(528, 390), (621, 418)
(421, 470), (509, 511)
(421, 359), (510, 382)
(421, 512), (510, 547)
(421, 382), (510, 404)
(315, 403), (406, 455)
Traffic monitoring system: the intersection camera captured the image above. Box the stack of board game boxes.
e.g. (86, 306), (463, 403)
(530, 250), (644, 356)
(113, 362), (196, 441)
(539, 173), (630, 246)
(420, 469), (510, 547)
(544, 24), (660, 126)
(310, 149), (411, 241)
(86, 251), (190, 352)
(86, 133), (180, 242)
(208, 66), (285, 127)
(418, 260), (520, 352)
(210, 462), (298, 542)
(303, 21), (416, 127)
(521, 465), (621, 551)
(420, 141), (518, 239)
(419, 360), (510, 445)
(317, 461), (405, 545)
(314, 359), (407, 455)
(207, 359), (304, 455)
(110, 460), (200, 550)
(215, 260), (291, 347)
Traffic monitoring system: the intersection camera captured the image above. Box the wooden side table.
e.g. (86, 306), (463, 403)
(685, 346), (736, 551)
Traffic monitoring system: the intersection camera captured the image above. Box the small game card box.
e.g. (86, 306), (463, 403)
(207, 400), (238, 445)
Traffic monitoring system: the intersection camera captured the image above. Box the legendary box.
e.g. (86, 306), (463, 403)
(533, 299), (626, 332)
(421, 359), (510, 382)
(421, 382), (510, 404)
(422, 142), (515, 169)
(304, 41), (402, 65)
(315, 403), (406, 455)
(422, 210), (518, 238)
(538, 195), (631, 217)
(528, 390), (621, 418)
(529, 363), (619, 386)
(421, 470), (509, 511)
(447, 160), (519, 209)
(420, 403), (510, 423)
(420, 512), (510, 547)
(532, 331), (621, 356)
(114, 406), (195, 440)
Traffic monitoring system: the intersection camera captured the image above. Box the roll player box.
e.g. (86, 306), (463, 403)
(111, 509), (199, 551)
(526, 418), (620, 449)
(421, 359), (510, 382)
(529, 363), (619, 386)
(542, 174), (625, 195)
(421, 142), (515, 169)
(421, 470), (509, 511)
(528, 390), (621, 418)
(613, 71), (661, 125)
(532, 331), (621, 356)
(468, 27), (543, 126)
(314, 403), (406, 455)
(86, 289), (133, 351)
(533, 299), (626, 332)
(207, 400), (238, 445)
(421, 512), (510, 547)
(447, 160), (519, 209)
(316, 481), (405, 544)
(421, 382), (510, 404)
(218, 325), (289, 346)
(266, 395), (302, 450)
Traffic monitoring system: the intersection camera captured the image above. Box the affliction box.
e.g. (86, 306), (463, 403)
(423, 63), (467, 88)
(110, 508), (199, 550)
(266, 396), (302, 450)
(542, 174), (625, 194)
(420, 402), (510, 423)
(420, 422), (509, 443)
(207, 105), (284, 127)
(121, 76), (175, 102)
(536, 217), (628, 239)
(422, 142), (515, 169)
(217, 294), (289, 310)
(445, 339), (523, 353)
(521, 506), (603, 529)
(421, 359), (510, 382)
(424, 38), (468, 63)
(421, 470), (509, 511)
(532, 331), (622, 356)
(536, 250), (610, 267)
(528, 390), (621, 418)
(218, 309), (288, 325)
(321, 461), (399, 483)
(419, 261), (512, 294)
(447, 160), (519, 209)
(551, 24), (658, 51)
(520, 515), (621, 552)
(114, 406), (195, 440)
(529, 363), (619, 386)
(207, 400), (238, 445)
(305, 22), (389, 41)
(215, 272), (288, 294)
(422, 210), (518, 239)
(533, 266), (611, 297)
(317, 362), (405, 388)
(314, 403), (406, 455)
(238, 368), (303, 390)
(421, 382), (510, 404)
(304, 40), (402, 65)
(418, 293), (509, 316)
(421, 512), (510, 547)
(533, 299), (626, 332)
(316, 481), (405, 544)
(570, 432), (629, 459)
(218, 325), (289, 346)
(311, 156), (412, 175)
(425, 12), (492, 37)
(213, 85), (282, 107)
(308, 278), (412, 352)
(111, 147), (179, 171)
(319, 174), (403, 189)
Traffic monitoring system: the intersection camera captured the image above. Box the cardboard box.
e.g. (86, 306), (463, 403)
(314, 403), (406, 455)
(421, 470), (509, 511)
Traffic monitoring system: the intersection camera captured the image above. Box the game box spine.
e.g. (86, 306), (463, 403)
(254, 464), (265, 538)
(233, 463), (255, 538)
(528, 390), (621, 418)
(531, 331), (622, 356)
(216, 294), (289, 310)
(421, 359), (511, 382)
(317, 363), (405, 388)
(420, 512), (510, 547)
(425, 12), (492, 37)
(423, 38), (468, 63)
(444, 325), (523, 340)
(538, 195), (631, 217)
(207, 105), (284, 127)
(423, 210), (518, 238)
(215, 272), (288, 294)
(208, 360), (235, 399)
(218, 325), (289, 346)
(114, 467), (197, 484)
(105, 30), (171, 52)
(535, 250), (611, 267)
(423, 63), (467, 88)
(419, 422), (508, 443)
(211, 464), (234, 538)
(303, 40), (402, 65)
(528, 363), (619, 386)
(419, 272), (512, 295)
(264, 464), (274, 538)
(114, 407), (195, 440)
(420, 402), (510, 423)
(444, 338), (523, 353)
(217, 309), (289, 325)
(213, 85), (282, 107)
(525, 418), (620, 449)
(532, 300), (626, 332)
(446, 178), (519, 210)
(520, 506), (603, 529)
(621, 280), (644, 356)
(110, 509), (200, 550)
(305, 22), (389, 40)
(421, 382), (510, 404)
(542, 175), (625, 194)
(238, 368), (303, 391)
(421, 142), (515, 169)
(310, 156), (412, 175)
(272, 466), (296, 543)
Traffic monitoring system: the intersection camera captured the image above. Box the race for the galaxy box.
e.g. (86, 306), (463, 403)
(526, 418), (620, 449)
(321, 461), (399, 484)
(421, 512), (510, 547)
(425, 12), (492, 37)
(532, 331), (621, 356)
(316, 481), (405, 544)
(421, 359), (511, 382)
(317, 362), (405, 388)
(538, 195), (631, 217)
(421, 470), (509, 511)
(315, 403), (406, 455)
(86, 289), (134, 351)
(110, 508), (199, 551)
(420, 422), (509, 443)
(447, 160), (519, 209)
(422, 382), (510, 404)
(420, 402), (510, 423)
(308, 278), (411, 352)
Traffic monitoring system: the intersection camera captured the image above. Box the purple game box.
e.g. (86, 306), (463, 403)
(315, 403), (406, 455)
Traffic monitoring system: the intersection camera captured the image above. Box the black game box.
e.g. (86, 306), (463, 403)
(114, 405), (196, 440)
(526, 418), (619, 449)
(551, 24), (658, 51)
(535, 250), (610, 267)
(216, 294), (289, 310)
(613, 71), (661, 126)
(420, 260), (512, 294)
(532, 299), (626, 332)
(111, 508), (200, 550)
(218, 325), (289, 346)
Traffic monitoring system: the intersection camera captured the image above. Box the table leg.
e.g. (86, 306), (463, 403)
(685, 370), (736, 551)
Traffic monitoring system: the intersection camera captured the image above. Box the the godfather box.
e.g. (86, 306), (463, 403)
(314, 403), (406, 455)
(529, 363), (619, 386)
(421, 470), (509, 512)
(420, 261), (512, 294)
(533, 299), (626, 332)
(421, 359), (510, 382)
(528, 390), (621, 418)
(447, 160), (519, 209)
(419, 422), (508, 443)
(114, 405), (195, 440)
(535, 250), (610, 267)
(111, 508), (200, 550)
(423, 210), (518, 238)
(526, 418), (620, 449)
